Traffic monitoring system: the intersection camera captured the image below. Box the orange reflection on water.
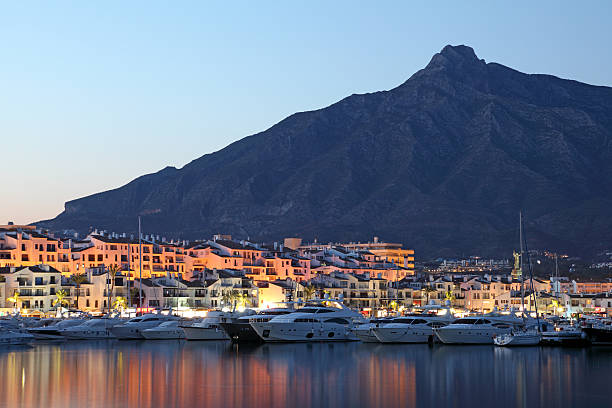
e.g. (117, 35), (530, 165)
(0, 342), (610, 408)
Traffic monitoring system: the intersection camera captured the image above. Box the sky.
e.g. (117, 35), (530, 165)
(2, 1), (611, 225)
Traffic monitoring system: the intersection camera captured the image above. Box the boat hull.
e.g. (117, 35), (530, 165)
(141, 329), (185, 340)
(435, 326), (510, 345)
(0, 332), (35, 345)
(372, 326), (433, 343)
(541, 331), (588, 346)
(582, 327), (612, 345)
(182, 326), (229, 341)
(219, 322), (262, 343)
(494, 333), (541, 346)
(251, 322), (358, 342)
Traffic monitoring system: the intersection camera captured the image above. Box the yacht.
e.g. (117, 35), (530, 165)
(582, 319), (612, 345)
(182, 311), (231, 340)
(62, 318), (123, 340)
(0, 330), (35, 345)
(250, 301), (365, 342)
(141, 321), (185, 340)
(372, 314), (453, 343)
(111, 314), (179, 339)
(434, 314), (523, 345)
(221, 309), (292, 342)
(27, 319), (87, 340)
(352, 318), (394, 343)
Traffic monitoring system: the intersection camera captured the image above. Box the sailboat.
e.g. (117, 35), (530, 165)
(494, 212), (541, 347)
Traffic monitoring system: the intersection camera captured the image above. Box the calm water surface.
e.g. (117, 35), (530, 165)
(1, 341), (611, 408)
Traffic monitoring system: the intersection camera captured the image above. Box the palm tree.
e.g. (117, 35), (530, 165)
(221, 291), (232, 308)
(444, 289), (456, 305)
(106, 264), (121, 313)
(70, 273), (88, 310)
(53, 289), (70, 316)
(113, 296), (127, 311)
(303, 285), (316, 301)
(235, 292), (250, 309)
(422, 285), (436, 305)
(8, 290), (20, 311)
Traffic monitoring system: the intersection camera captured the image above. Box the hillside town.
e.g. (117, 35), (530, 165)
(1, 223), (611, 317)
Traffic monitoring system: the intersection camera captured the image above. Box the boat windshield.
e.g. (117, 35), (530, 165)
(296, 308), (319, 313)
(453, 318), (479, 324)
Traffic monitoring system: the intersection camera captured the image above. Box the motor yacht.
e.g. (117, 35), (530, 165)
(250, 300), (365, 342)
(434, 313), (523, 345)
(111, 313), (179, 339)
(62, 318), (123, 340)
(582, 319), (612, 345)
(352, 318), (394, 343)
(27, 319), (87, 340)
(221, 309), (292, 342)
(372, 314), (453, 343)
(182, 311), (233, 340)
(141, 321), (185, 340)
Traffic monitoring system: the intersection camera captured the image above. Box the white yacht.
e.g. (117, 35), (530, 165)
(182, 311), (230, 341)
(27, 319), (87, 340)
(250, 301), (365, 342)
(111, 314), (179, 339)
(372, 314), (453, 343)
(352, 318), (394, 343)
(62, 318), (123, 340)
(434, 314), (523, 345)
(141, 321), (185, 340)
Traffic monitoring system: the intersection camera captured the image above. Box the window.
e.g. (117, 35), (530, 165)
(324, 318), (349, 324)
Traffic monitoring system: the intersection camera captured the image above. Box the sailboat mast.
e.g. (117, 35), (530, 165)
(138, 216), (143, 309)
(519, 212), (525, 319)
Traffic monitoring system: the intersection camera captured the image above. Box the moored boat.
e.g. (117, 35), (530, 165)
(141, 321), (185, 340)
(250, 300), (365, 342)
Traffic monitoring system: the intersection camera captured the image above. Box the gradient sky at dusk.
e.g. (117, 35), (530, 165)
(2, 1), (611, 224)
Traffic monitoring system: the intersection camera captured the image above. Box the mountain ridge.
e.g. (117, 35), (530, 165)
(39, 45), (612, 258)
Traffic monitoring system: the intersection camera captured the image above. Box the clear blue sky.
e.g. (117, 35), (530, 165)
(2, 1), (611, 224)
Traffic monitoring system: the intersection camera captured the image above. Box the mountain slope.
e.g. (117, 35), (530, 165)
(40, 45), (612, 257)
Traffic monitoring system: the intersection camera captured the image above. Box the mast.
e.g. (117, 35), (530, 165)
(138, 216), (143, 310)
(519, 212), (526, 321)
(127, 240), (132, 310)
(522, 218), (540, 329)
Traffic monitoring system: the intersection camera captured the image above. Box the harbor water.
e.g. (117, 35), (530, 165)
(1, 341), (611, 408)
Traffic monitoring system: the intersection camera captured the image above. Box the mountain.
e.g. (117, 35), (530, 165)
(39, 45), (612, 258)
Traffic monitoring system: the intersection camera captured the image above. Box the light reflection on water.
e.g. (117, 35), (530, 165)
(0, 341), (611, 408)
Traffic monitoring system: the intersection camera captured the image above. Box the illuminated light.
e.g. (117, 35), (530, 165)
(221, 307), (231, 313)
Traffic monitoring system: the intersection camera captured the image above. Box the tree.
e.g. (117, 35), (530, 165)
(8, 290), (20, 311)
(106, 264), (121, 313)
(422, 286), (436, 305)
(445, 289), (456, 305)
(113, 296), (127, 311)
(221, 291), (233, 308)
(70, 273), (88, 310)
(53, 289), (70, 316)
(303, 285), (316, 301)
